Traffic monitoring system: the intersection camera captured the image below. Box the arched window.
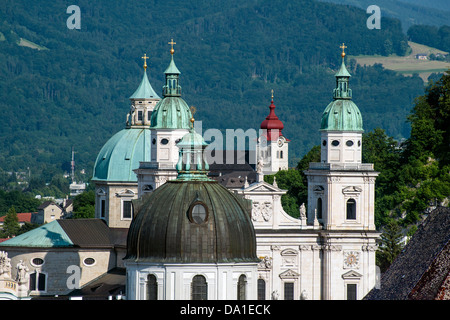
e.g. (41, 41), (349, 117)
(257, 279), (266, 300)
(346, 199), (356, 220)
(191, 275), (207, 300)
(30, 271), (46, 292)
(317, 198), (322, 219)
(237, 274), (247, 300)
(146, 274), (157, 300)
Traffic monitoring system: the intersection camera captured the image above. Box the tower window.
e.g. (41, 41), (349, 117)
(122, 200), (133, 219)
(317, 198), (322, 219)
(100, 199), (106, 218)
(346, 140), (354, 147)
(147, 274), (158, 300)
(346, 199), (356, 220)
(138, 111), (143, 121)
(161, 138), (169, 145)
(347, 284), (357, 300)
(237, 274), (247, 300)
(258, 279), (266, 300)
(284, 282), (294, 300)
(322, 140), (327, 146)
(191, 275), (207, 300)
(331, 140), (340, 147)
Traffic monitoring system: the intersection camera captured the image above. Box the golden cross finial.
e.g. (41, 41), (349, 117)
(141, 53), (149, 70)
(340, 43), (347, 58)
(190, 106), (196, 128)
(271, 89), (274, 101)
(168, 39), (176, 55)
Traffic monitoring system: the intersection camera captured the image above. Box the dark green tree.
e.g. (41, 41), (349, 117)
(376, 219), (405, 273)
(72, 190), (95, 219)
(1, 206), (20, 237)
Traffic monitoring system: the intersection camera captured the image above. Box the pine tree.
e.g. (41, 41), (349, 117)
(2, 206), (20, 237)
(376, 219), (405, 273)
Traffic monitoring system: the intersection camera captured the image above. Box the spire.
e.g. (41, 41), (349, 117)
(129, 54), (160, 100)
(260, 89), (284, 141)
(333, 43), (352, 100)
(163, 39), (182, 97)
(175, 107), (211, 181)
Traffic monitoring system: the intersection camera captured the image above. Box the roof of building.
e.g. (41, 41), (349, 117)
(129, 70), (160, 100)
(125, 128), (259, 264)
(0, 212), (32, 223)
(92, 127), (151, 182)
(260, 96), (285, 141)
(0, 219), (115, 249)
(365, 207), (450, 300)
(68, 267), (126, 299)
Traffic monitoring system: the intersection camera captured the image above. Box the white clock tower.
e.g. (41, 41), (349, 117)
(258, 91), (289, 175)
(304, 45), (380, 300)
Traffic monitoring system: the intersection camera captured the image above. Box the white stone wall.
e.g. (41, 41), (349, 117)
(125, 262), (258, 300)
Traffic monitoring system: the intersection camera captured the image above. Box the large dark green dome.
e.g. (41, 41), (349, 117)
(125, 180), (259, 263)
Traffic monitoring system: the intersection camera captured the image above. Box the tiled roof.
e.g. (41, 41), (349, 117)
(365, 207), (450, 300)
(0, 219), (115, 249)
(0, 212), (33, 223)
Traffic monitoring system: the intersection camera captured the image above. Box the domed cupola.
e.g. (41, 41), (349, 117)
(319, 44), (363, 164)
(320, 44), (363, 132)
(150, 40), (192, 130)
(125, 115), (259, 264)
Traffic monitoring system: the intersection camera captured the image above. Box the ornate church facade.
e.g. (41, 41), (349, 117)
(0, 42), (380, 300)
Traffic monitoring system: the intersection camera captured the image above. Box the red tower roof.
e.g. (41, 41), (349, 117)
(260, 96), (284, 141)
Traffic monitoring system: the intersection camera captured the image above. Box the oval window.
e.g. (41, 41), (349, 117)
(358, 140), (361, 147)
(331, 140), (340, 147)
(161, 138), (169, 145)
(322, 140), (327, 146)
(83, 258), (96, 266)
(190, 203), (208, 224)
(31, 258), (44, 266)
(346, 140), (354, 147)
(152, 138), (156, 145)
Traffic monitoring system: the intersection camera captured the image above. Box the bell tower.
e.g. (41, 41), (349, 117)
(258, 90), (289, 175)
(304, 44), (380, 300)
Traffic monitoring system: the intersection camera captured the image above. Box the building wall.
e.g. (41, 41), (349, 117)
(125, 262), (258, 300)
(3, 247), (116, 296)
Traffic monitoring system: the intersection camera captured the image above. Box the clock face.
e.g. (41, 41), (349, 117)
(344, 251), (360, 268)
(277, 137), (284, 147)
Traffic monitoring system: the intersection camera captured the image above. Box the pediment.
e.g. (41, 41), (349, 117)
(342, 186), (362, 194)
(243, 181), (285, 193)
(341, 270), (363, 279)
(279, 269), (300, 279)
(116, 189), (136, 197)
(281, 248), (298, 256)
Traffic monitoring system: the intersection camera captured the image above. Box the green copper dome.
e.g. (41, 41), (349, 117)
(320, 58), (363, 132)
(150, 54), (192, 129)
(92, 128), (151, 182)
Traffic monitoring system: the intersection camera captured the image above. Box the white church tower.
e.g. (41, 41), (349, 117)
(134, 40), (193, 196)
(304, 44), (380, 300)
(258, 90), (289, 175)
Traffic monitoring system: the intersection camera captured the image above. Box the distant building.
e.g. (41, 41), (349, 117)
(0, 212), (33, 230)
(415, 53), (428, 60)
(30, 199), (73, 224)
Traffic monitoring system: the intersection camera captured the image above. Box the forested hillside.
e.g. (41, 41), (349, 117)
(0, 0), (423, 188)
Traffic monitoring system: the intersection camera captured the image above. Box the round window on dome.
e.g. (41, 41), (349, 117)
(331, 140), (340, 147)
(189, 203), (208, 224)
